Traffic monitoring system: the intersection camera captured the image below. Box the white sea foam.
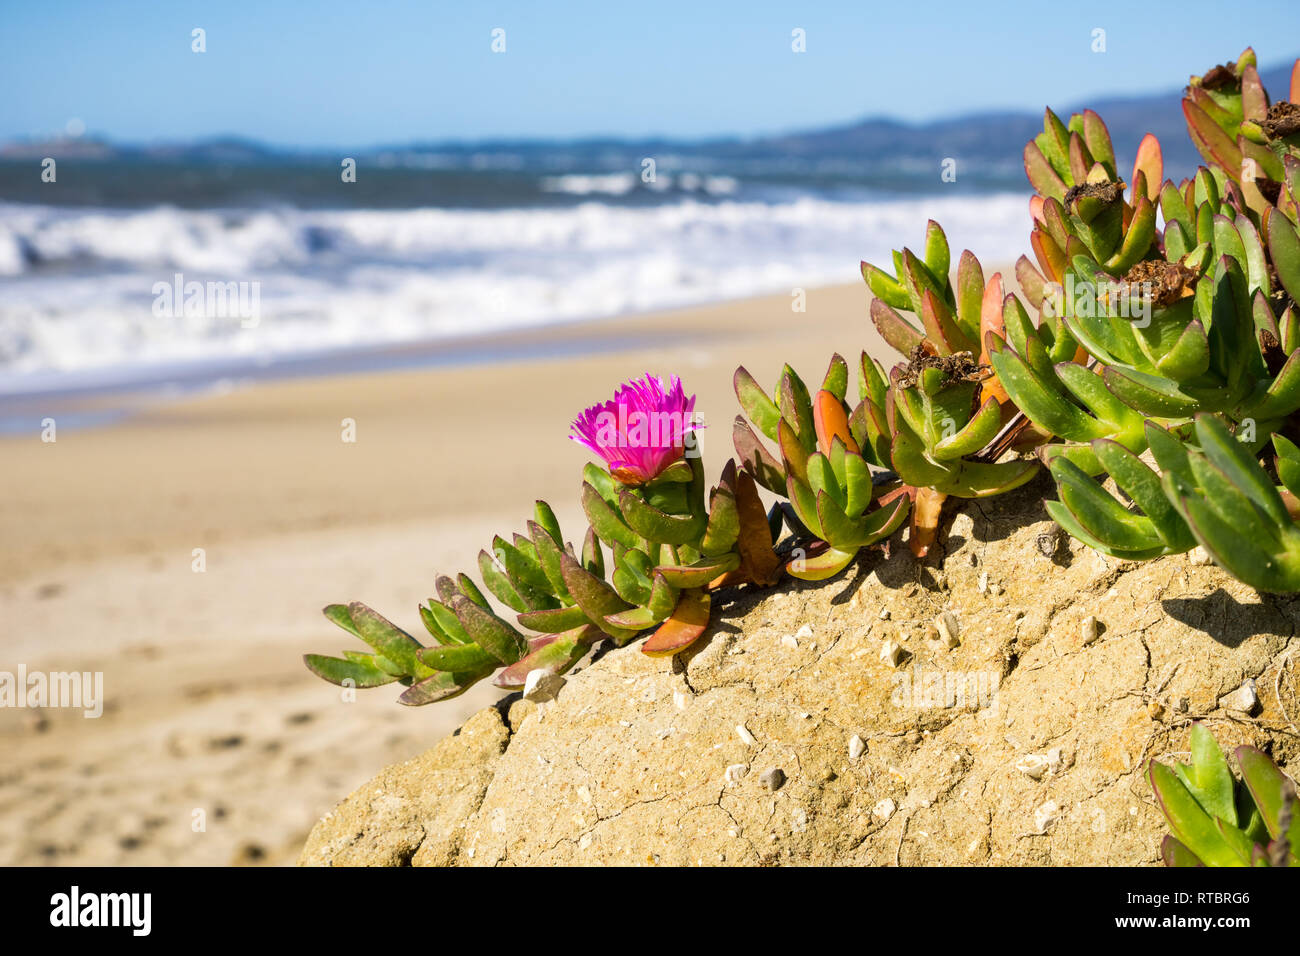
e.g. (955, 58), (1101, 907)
(0, 194), (1030, 388)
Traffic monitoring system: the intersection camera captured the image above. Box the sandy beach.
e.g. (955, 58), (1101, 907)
(1, 281), (905, 865)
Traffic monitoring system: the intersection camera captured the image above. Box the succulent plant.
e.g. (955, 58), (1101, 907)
(1150, 723), (1297, 867)
(859, 223), (1041, 555)
(1023, 112), (1161, 302)
(733, 357), (909, 580)
(306, 374), (785, 704)
(1181, 49), (1300, 220)
(976, 55), (1300, 590)
(1159, 415), (1300, 590)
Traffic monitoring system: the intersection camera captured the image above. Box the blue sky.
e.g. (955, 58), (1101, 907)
(2, 0), (1296, 147)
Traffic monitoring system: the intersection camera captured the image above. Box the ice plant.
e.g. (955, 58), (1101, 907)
(570, 373), (700, 485)
(1150, 723), (1297, 867)
(859, 225), (1041, 555)
(306, 374), (783, 704)
(733, 356), (909, 580)
(994, 55), (1300, 595)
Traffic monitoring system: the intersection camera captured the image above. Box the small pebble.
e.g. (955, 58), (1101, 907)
(872, 797), (896, 823)
(759, 768), (786, 792)
(1015, 754), (1050, 779)
(934, 611), (960, 648)
(879, 608), (891, 620)
(1034, 800), (1061, 833)
(1219, 679), (1259, 715)
(1080, 615), (1099, 646)
(848, 735), (866, 760)
(724, 763), (748, 786)
(880, 640), (906, 667)
(523, 670), (566, 703)
(780, 634), (798, 649)
(1188, 546), (1212, 566)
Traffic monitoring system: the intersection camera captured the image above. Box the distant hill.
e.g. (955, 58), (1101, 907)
(0, 60), (1293, 202)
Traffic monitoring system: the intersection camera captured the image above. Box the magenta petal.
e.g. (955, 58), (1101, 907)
(569, 373), (703, 483)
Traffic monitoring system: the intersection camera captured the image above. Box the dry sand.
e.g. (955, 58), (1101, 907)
(1, 281), (901, 865)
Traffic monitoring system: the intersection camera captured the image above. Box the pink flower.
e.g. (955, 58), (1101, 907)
(570, 374), (703, 484)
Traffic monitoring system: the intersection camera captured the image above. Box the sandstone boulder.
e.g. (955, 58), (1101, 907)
(301, 479), (1299, 866)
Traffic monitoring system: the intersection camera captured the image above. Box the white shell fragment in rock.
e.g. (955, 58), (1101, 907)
(1046, 747), (1065, 773)
(1219, 679), (1260, 714)
(872, 797), (896, 823)
(1014, 754), (1050, 780)
(880, 640), (906, 667)
(1188, 546), (1212, 566)
(759, 768), (786, 791)
(1034, 800), (1061, 834)
(879, 608), (891, 620)
(934, 611), (960, 648)
(523, 670), (566, 703)
(795, 624), (814, 640)
(724, 763), (748, 786)
(849, 735), (866, 760)
(977, 571), (989, 594)
(735, 723), (757, 746)
(1081, 615), (1099, 646)
(780, 634), (799, 649)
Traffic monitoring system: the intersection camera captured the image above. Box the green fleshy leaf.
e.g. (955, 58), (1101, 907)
(528, 520), (573, 602)
(821, 353), (849, 402)
(347, 602), (431, 678)
(786, 545), (858, 581)
(558, 550), (637, 641)
(417, 642), (497, 672)
(655, 552), (740, 589)
(516, 604), (592, 634)
(1194, 414), (1289, 526)
(494, 626), (599, 689)
(399, 667), (491, 706)
(449, 593), (529, 665)
(731, 416), (786, 493)
(581, 481), (641, 549)
(1236, 746), (1299, 848)
(1149, 761), (1247, 867)
(870, 298), (926, 356)
(303, 654), (398, 688)
(477, 549), (528, 612)
(700, 483), (740, 556)
(933, 396), (1001, 461)
(533, 500), (564, 547)
(1274, 433), (1300, 497)
(1091, 439), (1192, 551)
(1051, 459), (1165, 552)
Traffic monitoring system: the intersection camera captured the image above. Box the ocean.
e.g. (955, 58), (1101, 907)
(0, 151), (1031, 404)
